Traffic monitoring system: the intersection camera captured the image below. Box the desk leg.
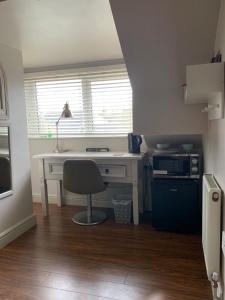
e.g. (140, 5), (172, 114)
(133, 183), (139, 225)
(40, 178), (48, 216)
(39, 159), (49, 217)
(132, 160), (139, 225)
(56, 180), (63, 207)
(139, 160), (144, 214)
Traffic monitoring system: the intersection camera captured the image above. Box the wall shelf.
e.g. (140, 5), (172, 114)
(185, 62), (224, 120)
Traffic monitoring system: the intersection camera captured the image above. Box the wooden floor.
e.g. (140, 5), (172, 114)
(0, 204), (211, 300)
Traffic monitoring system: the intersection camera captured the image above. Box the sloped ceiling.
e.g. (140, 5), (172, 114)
(0, 0), (122, 69)
(110, 0), (220, 136)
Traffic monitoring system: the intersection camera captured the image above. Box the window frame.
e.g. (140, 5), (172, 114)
(24, 64), (133, 138)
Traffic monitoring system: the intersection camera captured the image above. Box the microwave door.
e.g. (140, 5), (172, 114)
(153, 156), (190, 177)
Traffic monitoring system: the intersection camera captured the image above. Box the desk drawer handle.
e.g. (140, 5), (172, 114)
(170, 188), (178, 192)
(105, 168), (110, 174)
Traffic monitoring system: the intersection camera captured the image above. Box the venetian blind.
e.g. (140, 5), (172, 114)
(24, 65), (133, 137)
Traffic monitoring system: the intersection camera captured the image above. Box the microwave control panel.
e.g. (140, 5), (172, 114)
(190, 155), (201, 178)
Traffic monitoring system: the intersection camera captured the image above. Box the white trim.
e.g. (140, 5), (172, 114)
(24, 63), (126, 79)
(0, 190), (13, 200)
(28, 135), (128, 140)
(33, 194), (113, 208)
(0, 125), (14, 199)
(24, 59), (125, 74)
(0, 64), (8, 119)
(25, 64), (132, 138)
(65, 198), (113, 208)
(0, 214), (36, 249)
(33, 194), (56, 204)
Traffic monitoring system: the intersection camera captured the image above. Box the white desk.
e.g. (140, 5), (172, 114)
(34, 152), (144, 225)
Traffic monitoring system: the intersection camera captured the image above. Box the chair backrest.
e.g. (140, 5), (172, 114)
(63, 160), (105, 194)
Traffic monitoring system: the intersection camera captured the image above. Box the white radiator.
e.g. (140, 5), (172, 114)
(202, 174), (221, 285)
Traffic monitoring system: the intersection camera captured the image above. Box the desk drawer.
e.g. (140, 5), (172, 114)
(45, 162), (127, 179)
(47, 163), (63, 176)
(98, 164), (126, 178)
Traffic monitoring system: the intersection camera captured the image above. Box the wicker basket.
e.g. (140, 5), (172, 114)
(112, 194), (132, 224)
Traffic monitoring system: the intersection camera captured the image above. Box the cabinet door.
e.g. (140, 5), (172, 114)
(151, 180), (200, 232)
(0, 67), (7, 118)
(185, 62), (224, 104)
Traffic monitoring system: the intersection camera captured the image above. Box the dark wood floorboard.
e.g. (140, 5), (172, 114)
(0, 204), (211, 300)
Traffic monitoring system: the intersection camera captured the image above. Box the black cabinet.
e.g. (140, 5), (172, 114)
(151, 179), (201, 232)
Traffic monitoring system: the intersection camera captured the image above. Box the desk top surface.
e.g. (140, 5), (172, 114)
(34, 151), (144, 160)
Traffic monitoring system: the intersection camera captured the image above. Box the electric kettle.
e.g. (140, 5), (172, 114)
(128, 133), (142, 154)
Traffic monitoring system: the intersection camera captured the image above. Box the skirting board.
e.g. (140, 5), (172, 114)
(33, 194), (57, 204)
(32, 194), (113, 208)
(0, 214), (36, 249)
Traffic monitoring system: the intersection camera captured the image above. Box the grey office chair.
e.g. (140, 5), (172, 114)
(63, 160), (107, 225)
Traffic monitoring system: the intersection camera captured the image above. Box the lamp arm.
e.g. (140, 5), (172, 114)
(56, 114), (62, 126)
(55, 115), (62, 152)
(54, 102), (72, 153)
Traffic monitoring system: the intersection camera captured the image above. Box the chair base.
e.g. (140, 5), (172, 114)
(72, 210), (107, 226)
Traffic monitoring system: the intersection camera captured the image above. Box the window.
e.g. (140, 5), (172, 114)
(24, 65), (132, 137)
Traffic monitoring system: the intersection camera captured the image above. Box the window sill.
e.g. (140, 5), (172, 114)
(28, 135), (128, 140)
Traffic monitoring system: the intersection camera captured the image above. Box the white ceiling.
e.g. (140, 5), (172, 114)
(0, 0), (123, 69)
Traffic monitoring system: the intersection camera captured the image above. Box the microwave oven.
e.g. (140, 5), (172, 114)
(152, 153), (202, 179)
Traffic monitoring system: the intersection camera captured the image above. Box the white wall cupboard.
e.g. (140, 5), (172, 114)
(185, 62), (224, 120)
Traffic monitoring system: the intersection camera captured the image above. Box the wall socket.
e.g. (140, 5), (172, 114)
(222, 231), (225, 256)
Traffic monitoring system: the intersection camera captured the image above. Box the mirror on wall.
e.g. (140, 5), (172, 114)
(0, 126), (12, 197)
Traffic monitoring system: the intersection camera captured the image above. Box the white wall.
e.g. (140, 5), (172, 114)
(110, 0), (220, 137)
(30, 136), (129, 206)
(206, 0), (225, 297)
(31, 0), (220, 205)
(0, 43), (35, 247)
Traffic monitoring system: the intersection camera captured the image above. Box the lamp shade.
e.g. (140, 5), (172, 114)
(61, 102), (72, 118)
